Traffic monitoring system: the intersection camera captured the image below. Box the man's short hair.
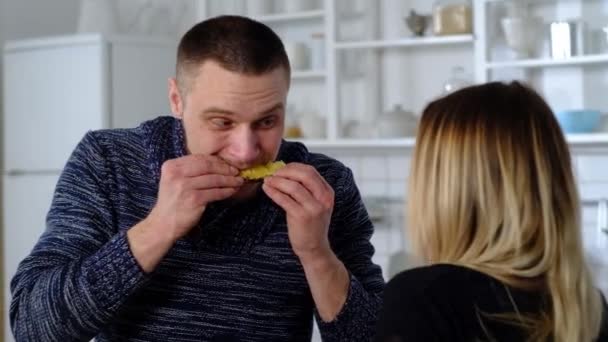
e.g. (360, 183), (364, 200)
(176, 15), (291, 94)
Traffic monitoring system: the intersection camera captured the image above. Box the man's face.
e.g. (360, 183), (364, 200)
(168, 60), (288, 199)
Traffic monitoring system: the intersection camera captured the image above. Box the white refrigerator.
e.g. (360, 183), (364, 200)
(2, 33), (177, 341)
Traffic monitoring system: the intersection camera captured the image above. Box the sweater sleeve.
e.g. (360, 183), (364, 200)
(315, 167), (386, 341)
(9, 132), (149, 342)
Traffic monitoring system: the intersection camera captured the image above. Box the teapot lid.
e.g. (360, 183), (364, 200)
(384, 104), (413, 117)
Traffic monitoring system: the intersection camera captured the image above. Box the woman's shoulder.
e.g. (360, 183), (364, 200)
(387, 263), (489, 295)
(376, 264), (497, 341)
(383, 263), (500, 323)
(376, 264), (540, 341)
(386, 263), (541, 312)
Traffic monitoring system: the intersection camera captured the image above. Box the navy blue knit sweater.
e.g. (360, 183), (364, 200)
(10, 116), (385, 341)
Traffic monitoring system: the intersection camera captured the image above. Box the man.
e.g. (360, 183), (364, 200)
(10, 16), (384, 341)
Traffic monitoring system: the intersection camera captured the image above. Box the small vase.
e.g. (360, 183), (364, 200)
(404, 10), (429, 37)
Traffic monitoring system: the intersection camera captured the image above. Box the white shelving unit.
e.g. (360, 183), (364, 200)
(196, 0), (608, 149)
(292, 137), (417, 149)
(291, 70), (327, 79)
(295, 133), (608, 150)
(475, 0), (608, 149)
(331, 0), (476, 145)
(486, 54), (608, 69)
(253, 10), (325, 23)
(568, 133), (608, 145)
(335, 35), (474, 50)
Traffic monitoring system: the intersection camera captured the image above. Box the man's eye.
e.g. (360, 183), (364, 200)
(258, 117), (277, 129)
(211, 118), (233, 129)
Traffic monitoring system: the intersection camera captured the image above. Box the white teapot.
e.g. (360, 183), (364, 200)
(298, 113), (326, 139)
(375, 105), (418, 138)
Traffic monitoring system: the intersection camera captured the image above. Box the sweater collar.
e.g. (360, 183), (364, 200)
(146, 116), (187, 184)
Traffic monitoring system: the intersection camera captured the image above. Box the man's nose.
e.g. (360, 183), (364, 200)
(229, 128), (260, 166)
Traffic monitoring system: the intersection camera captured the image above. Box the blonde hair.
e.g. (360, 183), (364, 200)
(407, 81), (603, 341)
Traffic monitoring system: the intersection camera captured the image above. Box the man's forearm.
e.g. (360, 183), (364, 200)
(127, 217), (177, 273)
(299, 249), (350, 322)
(11, 231), (148, 341)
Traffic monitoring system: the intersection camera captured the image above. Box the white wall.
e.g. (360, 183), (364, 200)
(0, 0), (80, 338)
(1, 0), (80, 41)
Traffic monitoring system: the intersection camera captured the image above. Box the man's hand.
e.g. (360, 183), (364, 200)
(128, 155), (243, 273)
(148, 154), (243, 241)
(261, 163), (334, 259)
(262, 163), (349, 322)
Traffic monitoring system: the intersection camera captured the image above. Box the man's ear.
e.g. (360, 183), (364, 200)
(168, 77), (184, 118)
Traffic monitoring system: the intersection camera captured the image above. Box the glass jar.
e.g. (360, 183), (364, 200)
(284, 106), (303, 139)
(432, 0), (473, 36)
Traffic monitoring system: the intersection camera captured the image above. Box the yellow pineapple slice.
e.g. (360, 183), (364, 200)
(239, 161), (286, 180)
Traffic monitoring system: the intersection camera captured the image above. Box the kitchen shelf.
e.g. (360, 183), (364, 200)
(483, 0), (592, 4)
(486, 54), (608, 70)
(4, 34), (177, 51)
(291, 70), (326, 80)
(335, 35), (474, 50)
(566, 133), (608, 146)
(290, 134), (608, 149)
(254, 10), (325, 23)
(289, 138), (417, 149)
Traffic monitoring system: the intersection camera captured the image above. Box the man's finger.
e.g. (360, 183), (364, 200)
(262, 182), (300, 213)
(273, 163), (330, 201)
(187, 174), (244, 190)
(200, 187), (240, 203)
(186, 188), (239, 208)
(264, 176), (314, 207)
(172, 155), (239, 177)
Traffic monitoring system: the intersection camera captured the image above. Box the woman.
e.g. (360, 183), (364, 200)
(375, 81), (608, 341)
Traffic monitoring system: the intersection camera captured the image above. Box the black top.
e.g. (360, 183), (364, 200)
(374, 264), (608, 341)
